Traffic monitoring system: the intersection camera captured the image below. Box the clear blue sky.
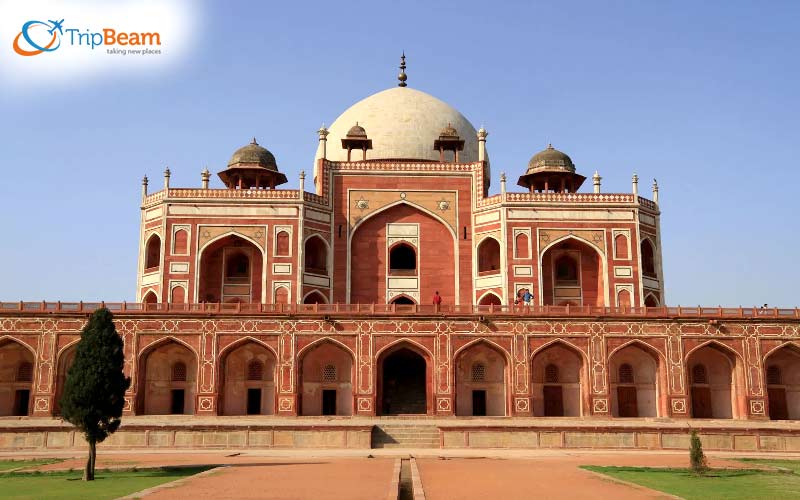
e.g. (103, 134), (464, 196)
(1, 0), (797, 306)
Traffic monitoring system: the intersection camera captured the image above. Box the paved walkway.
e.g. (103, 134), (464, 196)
(12, 448), (791, 499)
(144, 458), (396, 500)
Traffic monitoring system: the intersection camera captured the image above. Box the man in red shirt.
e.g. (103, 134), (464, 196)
(433, 291), (442, 311)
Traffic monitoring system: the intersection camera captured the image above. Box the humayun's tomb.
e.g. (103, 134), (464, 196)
(1, 57), (799, 452)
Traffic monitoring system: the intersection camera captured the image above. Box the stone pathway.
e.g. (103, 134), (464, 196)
(8, 449), (795, 499)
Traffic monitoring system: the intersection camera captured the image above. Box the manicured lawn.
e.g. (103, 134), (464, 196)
(0, 466), (210, 499)
(582, 465), (800, 499)
(738, 457), (800, 474)
(0, 459), (63, 472)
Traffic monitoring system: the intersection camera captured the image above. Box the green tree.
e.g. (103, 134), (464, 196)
(60, 308), (131, 481)
(690, 430), (709, 475)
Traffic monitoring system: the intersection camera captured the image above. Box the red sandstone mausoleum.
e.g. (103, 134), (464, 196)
(2, 59), (799, 452)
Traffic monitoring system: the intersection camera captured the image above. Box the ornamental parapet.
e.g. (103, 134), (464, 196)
(2, 301), (797, 320)
(325, 159), (478, 173)
(141, 188), (302, 208)
(476, 191), (656, 209)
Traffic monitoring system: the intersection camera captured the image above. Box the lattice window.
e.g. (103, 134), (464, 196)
(545, 364), (559, 383)
(171, 362), (187, 382)
(618, 363), (634, 384)
(767, 365), (782, 385)
(16, 362), (33, 382)
(322, 364), (337, 382)
(692, 364), (707, 384)
(471, 363), (486, 382)
(247, 360), (264, 381)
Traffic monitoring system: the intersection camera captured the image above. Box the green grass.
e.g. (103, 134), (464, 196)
(738, 458), (800, 474)
(0, 466), (211, 499)
(582, 465), (800, 499)
(0, 459), (63, 472)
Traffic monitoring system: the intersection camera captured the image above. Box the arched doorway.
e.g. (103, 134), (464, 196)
(219, 341), (276, 416)
(478, 293), (502, 306)
(198, 235), (263, 303)
(687, 343), (740, 419)
(304, 236), (328, 275)
(390, 295), (416, 305)
(378, 345), (429, 415)
(541, 237), (605, 306)
(299, 341), (354, 416)
(303, 291), (328, 305)
(53, 345), (77, 415)
(454, 342), (507, 416)
(764, 344), (800, 420)
(609, 343), (662, 417)
(477, 238), (501, 275)
(531, 342), (584, 417)
(0, 339), (34, 416)
(144, 234), (161, 271)
(350, 203), (455, 305)
(137, 340), (197, 415)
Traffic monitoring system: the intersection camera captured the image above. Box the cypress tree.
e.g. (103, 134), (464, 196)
(60, 308), (131, 481)
(689, 430), (709, 475)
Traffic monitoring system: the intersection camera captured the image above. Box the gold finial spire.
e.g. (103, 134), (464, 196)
(398, 52), (407, 87)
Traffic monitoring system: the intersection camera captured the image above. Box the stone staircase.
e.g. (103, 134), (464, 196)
(372, 424), (441, 449)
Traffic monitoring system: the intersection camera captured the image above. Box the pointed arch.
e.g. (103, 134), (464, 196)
(530, 338), (587, 417)
(684, 339), (742, 363)
(197, 232), (264, 304)
(389, 293), (417, 305)
(640, 236), (657, 278)
(529, 338), (589, 365)
(540, 233), (605, 259)
(376, 339), (432, 416)
(218, 337), (277, 416)
(142, 290), (158, 304)
(644, 292), (660, 307)
(198, 230), (264, 255)
(303, 234), (330, 275)
(477, 236), (501, 275)
(453, 338), (512, 365)
(453, 338), (510, 416)
(0, 336), (37, 358)
(608, 340), (665, 417)
(144, 233), (162, 270)
(172, 229), (189, 255)
(348, 200), (458, 305)
(477, 291), (503, 306)
(608, 339), (666, 364)
(302, 290), (329, 304)
(136, 336), (198, 415)
(297, 337), (357, 363)
(297, 337), (356, 416)
(349, 200), (457, 239)
(218, 336), (279, 360)
(0, 338), (36, 416)
(764, 341), (800, 362)
(538, 234), (609, 307)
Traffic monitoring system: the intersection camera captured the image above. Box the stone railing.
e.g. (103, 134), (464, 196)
(1, 301), (797, 320)
(477, 191), (647, 208)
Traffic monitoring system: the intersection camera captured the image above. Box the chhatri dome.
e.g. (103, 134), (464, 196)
(323, 56), (481, 163)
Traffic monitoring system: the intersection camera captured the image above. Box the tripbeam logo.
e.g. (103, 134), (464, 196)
(12, 18), (162, 57)
(13, 19), (64, 56)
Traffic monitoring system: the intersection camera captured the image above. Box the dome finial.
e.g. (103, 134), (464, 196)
(251, 137), (258, 145)
(398, 52), (407, 87)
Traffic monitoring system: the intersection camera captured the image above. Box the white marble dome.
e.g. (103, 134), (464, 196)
(325, 87), (480, 163)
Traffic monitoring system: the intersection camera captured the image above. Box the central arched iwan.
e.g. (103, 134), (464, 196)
(349, 204), (455, 305)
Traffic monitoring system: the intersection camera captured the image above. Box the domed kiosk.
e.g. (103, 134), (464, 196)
(218, 138), (288, 189)
(517, 144), (586, 193)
